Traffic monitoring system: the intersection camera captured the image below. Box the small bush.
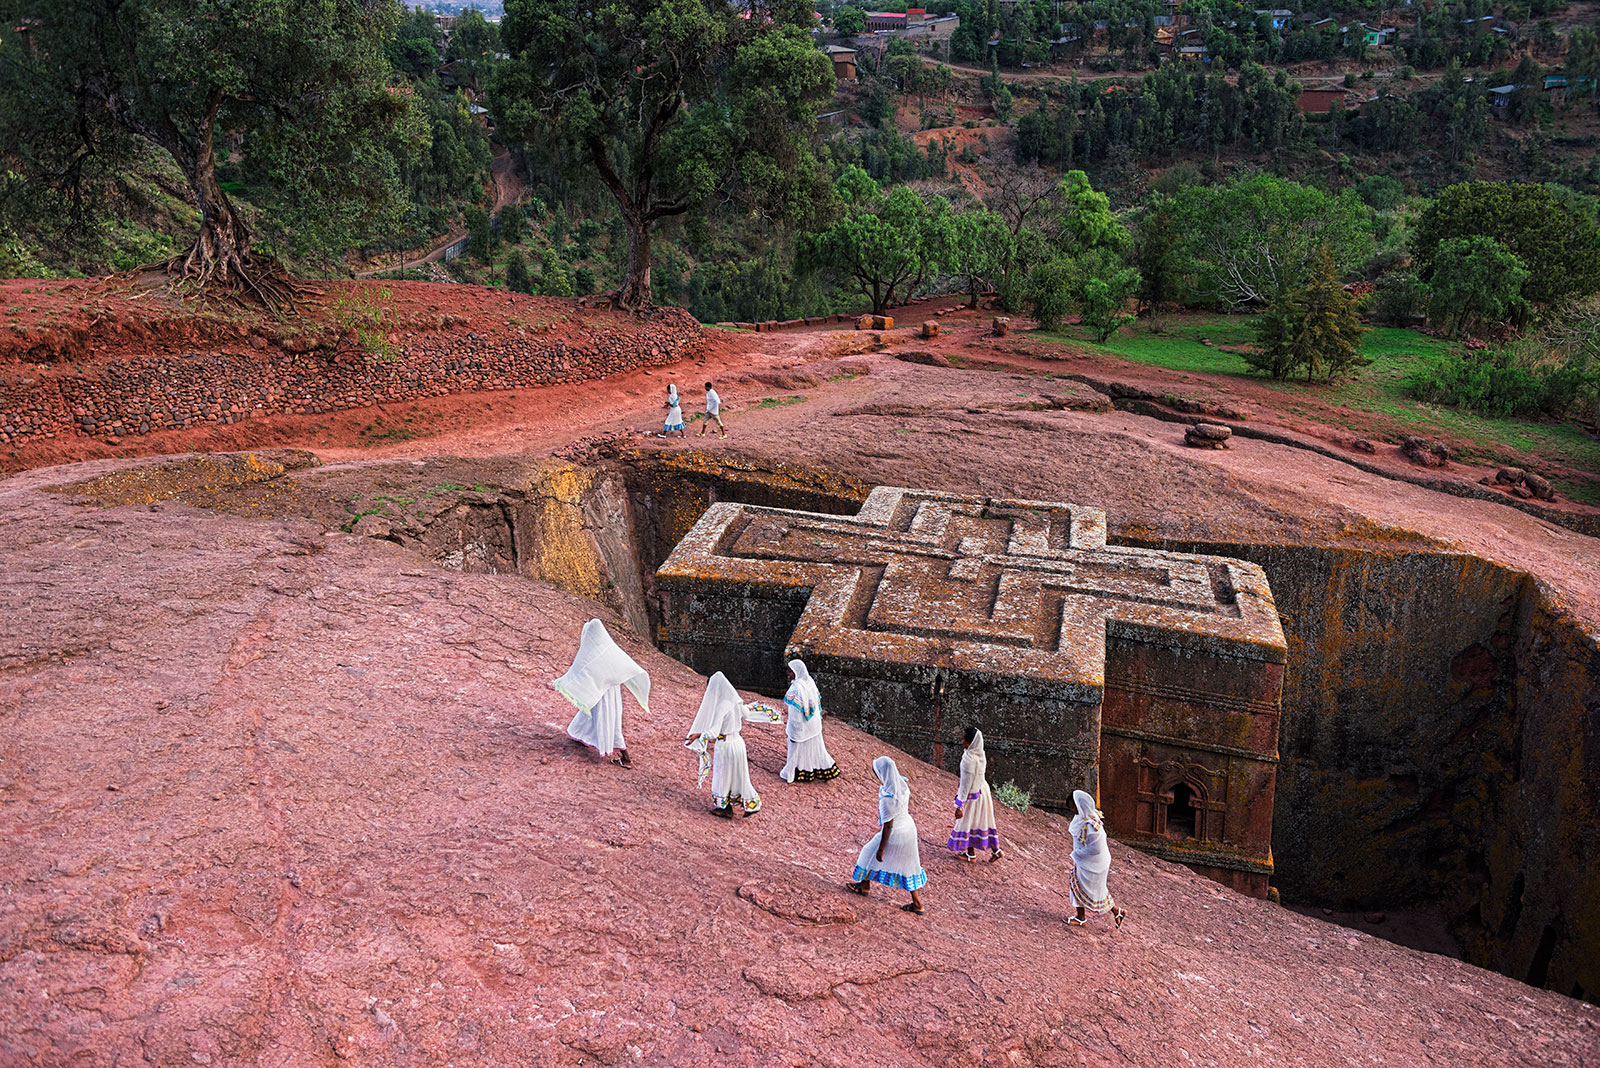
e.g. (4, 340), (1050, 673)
(994, 780), (1032, 811)
(1408, 348), (1594, 418)
(1370, 271), (1428, 324)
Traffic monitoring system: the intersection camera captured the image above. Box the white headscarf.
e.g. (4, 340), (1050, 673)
(959, 729), (987, 796)
(1069, 788), (1113, 907)
(1070, 789), (1104, 841)
(687, 671), (742, 739)
(786, 659), (821, 721)
(551, 619), (650, 713)
(667, 384), (680, 405)
(874, 755), (910, 823)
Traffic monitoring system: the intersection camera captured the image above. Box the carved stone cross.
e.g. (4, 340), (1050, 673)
(657, 486), (1287, 896)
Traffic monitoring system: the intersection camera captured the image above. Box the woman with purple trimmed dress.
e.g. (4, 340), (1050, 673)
(847, 756), (927, 914)
(948, 726), (1003, 862)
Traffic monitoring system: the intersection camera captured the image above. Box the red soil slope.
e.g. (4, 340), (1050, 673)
(1, 464), (1595, 1066)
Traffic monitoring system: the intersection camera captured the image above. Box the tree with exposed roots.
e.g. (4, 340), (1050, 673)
(494, 0), (834, 310)
(1, 0), (406, 307)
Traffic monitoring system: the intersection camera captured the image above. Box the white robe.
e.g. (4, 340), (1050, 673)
(853, 756), (926, 891)
(1069, 789), (1116, 912)
(780, 659), (837, 783)
(949, 730), (999, 853)
(687, 672), (777, 812)
(553, 619), (649, 758)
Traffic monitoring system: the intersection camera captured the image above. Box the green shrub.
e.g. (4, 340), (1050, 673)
(1370, 271), (1428, 324)
(1408, 348), (1595, 418)
(994, 780), (1032, 812)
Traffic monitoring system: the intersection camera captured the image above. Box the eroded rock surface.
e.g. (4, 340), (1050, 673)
(1, 465), (1596, 1066)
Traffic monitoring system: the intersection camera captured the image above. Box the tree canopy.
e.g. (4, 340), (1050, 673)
(801, 167), (948, 315)
(1170, 174), (1373, 309)
(0, 0), (408, 304)
(495, 0), (834, 308)
(1413, 182), (1600, 312)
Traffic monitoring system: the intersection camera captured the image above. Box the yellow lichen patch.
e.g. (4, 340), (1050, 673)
(44, 449), (323, 511)
(526, 463), (608, 602)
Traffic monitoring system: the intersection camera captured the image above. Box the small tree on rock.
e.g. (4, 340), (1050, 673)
(1250, 248), (1368, 381)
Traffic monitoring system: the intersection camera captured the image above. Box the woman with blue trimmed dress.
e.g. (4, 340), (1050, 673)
(663, 384), (686, 437)
(847, 756), (927, 914)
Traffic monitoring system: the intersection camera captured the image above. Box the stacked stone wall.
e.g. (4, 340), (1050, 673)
(0, 307), (704, 446)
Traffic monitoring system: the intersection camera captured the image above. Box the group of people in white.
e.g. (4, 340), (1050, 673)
(553, 618), (1126, 925)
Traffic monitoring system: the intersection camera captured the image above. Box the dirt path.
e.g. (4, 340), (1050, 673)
(353, 145), (523, 278)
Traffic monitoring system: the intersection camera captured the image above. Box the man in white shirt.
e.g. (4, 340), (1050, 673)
(699, 380), (728, 436)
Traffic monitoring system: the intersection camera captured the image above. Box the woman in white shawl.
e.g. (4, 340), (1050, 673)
(1067, 789), (1127, 927)
(663, 384), (685, 437)
(684, 672), (781, 818)
(948, 726), (1003, 862)
(779, 659), (839, 783)
(847, 756), (927, 914)
(552, 619), (651, 769)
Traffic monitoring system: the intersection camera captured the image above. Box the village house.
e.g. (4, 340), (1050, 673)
(823, 44), (857, 81)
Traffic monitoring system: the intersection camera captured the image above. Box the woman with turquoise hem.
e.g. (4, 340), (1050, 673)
(847, 756), (927, 914)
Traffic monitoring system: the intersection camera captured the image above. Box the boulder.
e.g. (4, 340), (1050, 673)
(1524, 471), (1554, 500)
(1402, 436), (1450, 468)
(1190, 422), (1233, 442)
(1496, 466), (1525, 486)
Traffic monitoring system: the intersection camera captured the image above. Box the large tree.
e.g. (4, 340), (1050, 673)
(802, 166), (946, 315)
(1413, 181), (1600, 312)
(0, 0), (407, 303)
(495, 0), (834, 309)
(1170, 174), (1373, 309)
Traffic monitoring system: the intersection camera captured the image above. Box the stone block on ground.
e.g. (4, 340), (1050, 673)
(992, 317), (1010, 337)
(920, 321), (940, 339)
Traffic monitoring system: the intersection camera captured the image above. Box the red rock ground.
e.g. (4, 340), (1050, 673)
(2, 465), (1597, 1067)
(4, 283), (1600, 1064)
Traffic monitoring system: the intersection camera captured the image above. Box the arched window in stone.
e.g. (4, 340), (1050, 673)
(1167, 782), (1199, 840)
(1133, 757), (1226, 843)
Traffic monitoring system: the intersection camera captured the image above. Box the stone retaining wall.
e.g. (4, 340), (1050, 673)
(0, 307), (704, 446)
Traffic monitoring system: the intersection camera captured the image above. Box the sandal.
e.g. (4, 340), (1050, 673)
(709, 806), (734, 819)
(845, 881), (870, 896)
(1066, 916), (1088, 926)
(901, 903), (926, 915)
(1113, 908), (1127, 928)
(958, 852), (977, 863)
(989, 849), (1004, 863)
(609, 757), (633, 769)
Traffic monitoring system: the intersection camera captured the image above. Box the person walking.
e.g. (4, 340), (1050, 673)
(684, 672), (780, 818)
(663, 384), (686, 437)
(698, 381), (727, 436)
(1066, 789), (1127, 928)
(551, 619), (650, 770)
(847, 756), (927, 914)
(779, 659), (839, 783)
(948, 727), (1003, 862)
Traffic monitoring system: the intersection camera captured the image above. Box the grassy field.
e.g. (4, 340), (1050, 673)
(1048, 315), (1600, 505)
